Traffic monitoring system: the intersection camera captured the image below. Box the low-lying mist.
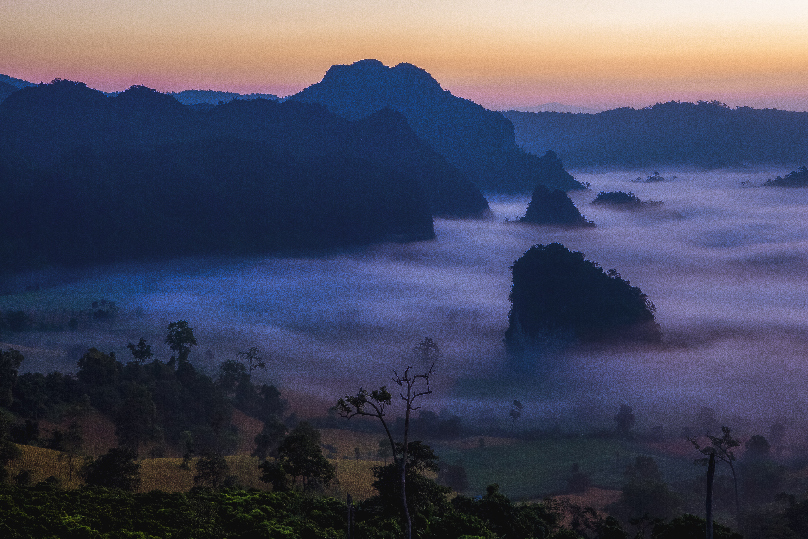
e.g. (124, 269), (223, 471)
(4, 168), (808, 440)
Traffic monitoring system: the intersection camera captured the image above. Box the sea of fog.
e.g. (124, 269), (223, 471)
(3, 168), (808, 439)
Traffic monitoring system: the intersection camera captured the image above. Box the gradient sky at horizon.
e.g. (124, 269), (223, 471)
(3, 0), (808, 111)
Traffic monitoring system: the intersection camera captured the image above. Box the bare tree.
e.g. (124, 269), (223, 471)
(237, 346), (266, 377)
(335, 337), (437, 539)
(690, 426), (741, 531)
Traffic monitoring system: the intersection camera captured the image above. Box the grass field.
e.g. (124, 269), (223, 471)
(435, 435), (701, 500)
(8, 424), (705, 506)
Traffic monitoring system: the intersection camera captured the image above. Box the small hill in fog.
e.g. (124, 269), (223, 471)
(519, 151), (593, 226)
(520, 186), (593, 227)
(591, 191), (662, 209)
(504, 101), (808, 168)
(505, 243), (662, 352)
(763, 166), (808, 187)
(291, 59), (584, 192)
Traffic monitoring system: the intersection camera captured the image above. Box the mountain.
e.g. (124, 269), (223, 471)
(0, 81), (18, 103)
(0, 79), (496, 269)
(0, 79), (486, 218)
(290, 59), (584, 192)
(520, 185), (593, 227)
(503, 101), (808, 168)
(0, 74), (36, 90)
(505, 243), (662, 353)
(0, 75), (36, 105)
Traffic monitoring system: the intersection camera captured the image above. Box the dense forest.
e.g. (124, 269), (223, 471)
(504, 101), (808, 168)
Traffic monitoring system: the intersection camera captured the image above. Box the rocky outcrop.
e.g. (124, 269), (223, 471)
(505, 243), (662, 351)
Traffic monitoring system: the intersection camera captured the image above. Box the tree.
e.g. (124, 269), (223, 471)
(0, 410), (22, 483)
(336, 337), (437, 539)
(690, 426), (741, 525)
(115, 383), (157, 451)
(411, 337), (440, 367)
(252, 418), (287, 460)
(126, 338), (153, 364)
(607, 455), (679, 527)
(237, 346), (266, 376)
(264, 421), (335, 492)
(0, 348), (24, 408)
(165, 321), (197, 365)
(194, 453), (230, 489)
(76, 348), (120, 387)
(81, 446), (141, 491)
(744, 434), (770, 460)
(217, 359), (248, 395)
(371, 440), (450, 517)
(438, 461), (469, 493)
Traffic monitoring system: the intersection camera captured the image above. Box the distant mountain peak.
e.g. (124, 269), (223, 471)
(317, 59), (443, 98)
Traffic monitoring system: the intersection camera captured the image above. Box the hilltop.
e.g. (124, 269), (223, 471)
(291, 59), (584, 192)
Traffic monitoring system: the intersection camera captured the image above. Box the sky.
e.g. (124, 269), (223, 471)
(3, 0), (808, 111)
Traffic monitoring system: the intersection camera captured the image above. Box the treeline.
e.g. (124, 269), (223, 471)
(504, 101), (808, 168)
(2, 322), (287, 459)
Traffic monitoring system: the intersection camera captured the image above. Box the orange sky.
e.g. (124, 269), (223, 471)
(3, 0), (808, 111)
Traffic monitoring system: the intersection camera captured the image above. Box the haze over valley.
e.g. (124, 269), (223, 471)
(4, 166), (807, 438)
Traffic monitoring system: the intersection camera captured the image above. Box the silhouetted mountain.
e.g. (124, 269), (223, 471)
(520, 185), (593, 227)
(504, 101), (808, 168)
(1, 80), (486, 218)
(0, 80), (502, 269)
(291, 59), (584, 192)
(505, 243), (662, 353)
(0, 74), (36, 90)
(347, 108), (489, 217)
(0, 81), (18, 103)
(170, 89), (279, 106)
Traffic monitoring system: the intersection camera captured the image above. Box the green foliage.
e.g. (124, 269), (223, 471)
(591, 191), (657, 208)
(252, 418), (287, 460)
(77, 348), (120, 388)
(651, 514), (742, 539)
(520, 184), (593, 227)
(193, 453), (231, 489)
(165, 321), (197, 365)
(370, 441), (450, 517)
(451, 484), (559, 539)
(259, 422), (334, 493)
(81, 447), (141, 491)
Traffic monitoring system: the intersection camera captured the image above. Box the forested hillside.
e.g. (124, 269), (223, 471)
(504, 101), (808, 168)
(0, 80), (493, 270)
